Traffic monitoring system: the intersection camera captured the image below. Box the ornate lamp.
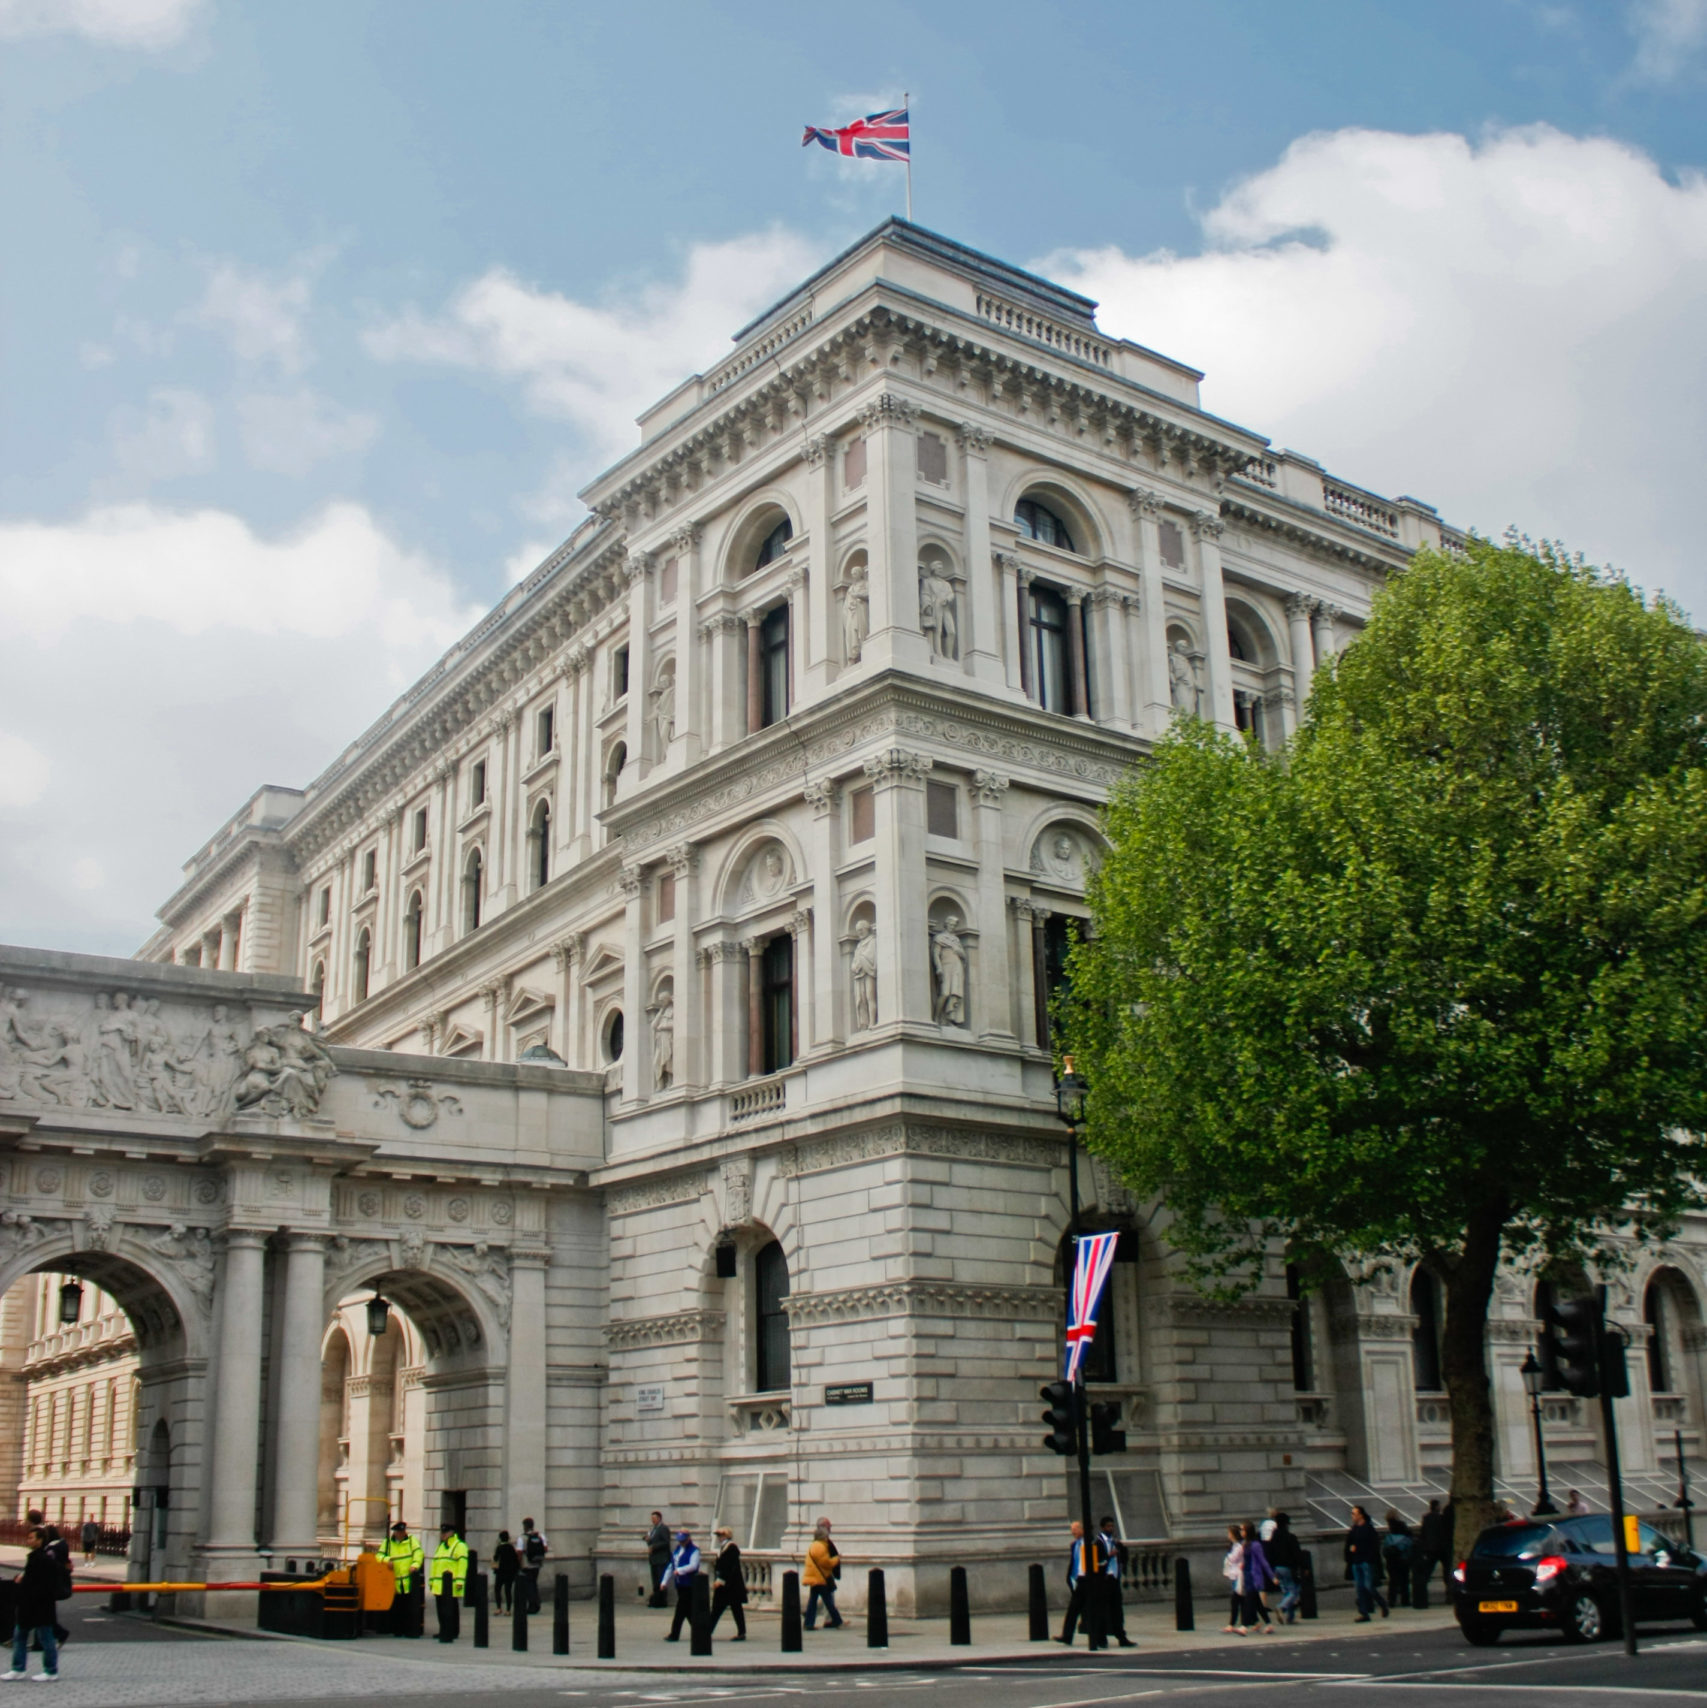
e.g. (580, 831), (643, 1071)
(1055, 1054), (1088, 1129)
(1520, 1348), (1557, 1515)
(58, 1281), (84, 1326)
(1519, 1350), (1544, 1399)
(365, 1294), (392, 1337)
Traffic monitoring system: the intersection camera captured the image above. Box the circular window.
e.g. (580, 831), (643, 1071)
(605, 1010), (624, 1063)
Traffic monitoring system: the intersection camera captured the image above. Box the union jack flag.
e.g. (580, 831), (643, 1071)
(801, 107), (910, 163)
(1064, 1231), (1120, 1382)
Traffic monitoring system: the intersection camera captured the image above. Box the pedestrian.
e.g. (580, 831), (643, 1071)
(29, 1518), (70, 1650)
(1564, 1489), (1588, 1517)
(1096, 1516), (1136, 1647)
(1056, 1521), (1090, 1646)
(1222, 1524), (1248, 1633)
(4, 1528), (64, 1682)
(1344, 1505), (1388, 1622)
(79, 1518), (99, 1567)
(1265, 1511), (1303, 1624)
(802, 1519), (843, 1630)
(514, 1517), (547, 1614)
(1416, 1497), (1450, 1602)
(430, 1523), (468, 1643)
(1382, 1510), (1415, 1608)
(492, 1529), (519, 1614)
(1241, 1521), (1277, 1633)
(664, 1530), (702, 1642)
(644, 1510), (672, 1608)
(708, 1525), (747, 1640)
(378, 1520), (424, 1636)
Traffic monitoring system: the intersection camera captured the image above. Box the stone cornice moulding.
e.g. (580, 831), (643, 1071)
(605, 1306), (727, 1350)
(784, 1280), (1061, 1325)
(774, 1121), (1065, 1179)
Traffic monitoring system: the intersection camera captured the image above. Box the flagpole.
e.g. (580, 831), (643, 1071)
(904, 90), (912, 223)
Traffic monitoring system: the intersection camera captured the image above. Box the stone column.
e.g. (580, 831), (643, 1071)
(1087, 589), (1127, 727)
(668, 844), (700, 1087)
(804, 783), (841, 1048)
(958, 425), (1004, 688)
(746, 937), (766, 1077)
(994, 551), (1024, 694)
(204, 1230), (267, 1564)
(865, 748), (934, 1024)
(1065, 590), (1090, 718)
(788, 908), (811, 1061)
(1014, 901), (1051, 1051)
(971, 772), (1015, 1042)
(1193, 512), (1237, 731)
(1286, 592), (1316, 710)
(1130, 490), (1173, 735)
(1015, 566), (1035, 700)
(671, 526), (703, 767)
(624, 553), (652, 774)
(700, 615), (740, 754)
(619, 865), (645, 1101)
(745, 613), (764, 736)
(700, 943), (745, 1086)
(269, 1233), (326, 1559)
(505, 1251), (547, 1528)
(480, 978), (504, 1064)
(860, 392), (921, 671)
(551, 937), (581, 1064)
(1311, 600), (1339, 667)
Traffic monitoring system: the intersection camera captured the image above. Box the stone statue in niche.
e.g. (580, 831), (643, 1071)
(842, 564), (869, 664)
(850, 918), (878, 1032)
(649, 994), (674, 1090)
(234, 1019), (336, 1119)
(752, 846), (788, 901)
(1169, 638), (1201, 715)
(1031, 829), (1085, 887)
(651, 673), (676, 754)
(930, 914), (969, 1026)
(918, 563), (958, 660)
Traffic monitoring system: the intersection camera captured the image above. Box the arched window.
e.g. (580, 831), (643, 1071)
(754, 515), (793, 572)
(403, 891), (423, 971)
(1287, 1263), (1315, 1392)
(1410, 1268), (1444, 1393)
(353, 928), (371, 1004)
(754, 1240), (791, 1393)
(463, 849), (483, 934)
(311, 959), (325, 1001)
(604, 1008), (624, 1064)
(603, 744), (626, 811)
(1015, 497), (1075, 554)
(1646, 1281), (1670, 1394)
(528, 800), (551, 891)
(1227, 623), (1251, 663)
(761, 934), (794, 1074)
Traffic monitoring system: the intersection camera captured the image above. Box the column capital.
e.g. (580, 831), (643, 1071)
(956, 421), (993, 455)
(222, 1227), (269, 1252)
(664, 841), (701, 876)
(802, 779), (841, 815)
(670, 523), (702, 553)
(971, 769), (1010, 804)
(697, 612), (745, 641)
(858, 391), (916, 432)
(617, 864), (645, 898)
(1312, 600), (1342, 624)
(788, 907), (813, 939)
(1062, 587), (1085, 609)
(1284, 591), (1315, 621)
(1191, 509), (1225, 541)
(1128, 487), (1163, 518)
(284, 1231), (329, 1255)
(801, 434), (829, 466)
(624, 551), (653, 584)
(862, 748), (933, 789)
(743, 935), (768, 960)
(991, 548), (1020, 574)
(550, 933), (584, 972)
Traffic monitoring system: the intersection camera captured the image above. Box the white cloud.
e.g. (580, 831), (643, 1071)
(196, 261), (314, 371)
(0, 503), (482, 951)
(0, 0), (204, 48)
(237, 389), (379, 476)
(364, 230), (826, 461)
(110, 387), (215, 481)
(1044, 125), (1707, 618)
(1627, 0), (1707, 80)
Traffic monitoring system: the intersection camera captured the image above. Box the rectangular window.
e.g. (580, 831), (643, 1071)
(657, 871), (676, 924)
(614, 644), (630, 700)
(317, 887), (331, 928)
(471, 759), (487, 807)
(916, 431), (948, 485)
(761, 933), (794, 1075)
(1028, 586), (1070, 713)
(759, 604), (790, 727)
(659, 556), (678, 606)
(1158, 519), (1185, 569)
(926, 780), (959, 839)
(842, 436), (866, 490)
(537, 704), (555, 756)
(361, 848), (377, 892)
(849, 785), (875, 844)
(412, 806), (428, 853)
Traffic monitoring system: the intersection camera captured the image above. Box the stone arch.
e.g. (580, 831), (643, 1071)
(1641, 1263), (1704, 1405)
(714, 822), (806, 917)
(1024, 811), (1106, 892)
(1002, 469), (1107, 560)
(722, 492), (803, 584)
(925, 892), (973, 1030)
(320, 1242), (506, 1370)
(318, 1321), (352, 1540)
(916, 537), (963, 662)
(1225, 596), (1280, 670)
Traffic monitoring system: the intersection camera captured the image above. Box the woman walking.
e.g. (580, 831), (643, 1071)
(1221, 1523), (1248, 1634)
(1240, 1522), (1277, 1633)
(708, 1526), (747, 1640)
(491, 1529), (519, 1614)
(4, 1528), (62, 1682)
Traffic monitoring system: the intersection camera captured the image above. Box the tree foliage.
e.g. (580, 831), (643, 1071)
(1064, 537), (1707, 1538)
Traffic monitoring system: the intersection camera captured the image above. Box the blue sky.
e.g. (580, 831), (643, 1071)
(3, 0), (1706, 953)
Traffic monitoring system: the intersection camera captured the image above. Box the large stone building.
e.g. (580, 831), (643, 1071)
(1, 222), (1700, 1611)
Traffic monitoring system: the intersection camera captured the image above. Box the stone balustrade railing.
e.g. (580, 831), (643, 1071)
(730, 1075), (787, 1123)
(1324, 482), (1400, 538)
(975, 294), (1110, 366)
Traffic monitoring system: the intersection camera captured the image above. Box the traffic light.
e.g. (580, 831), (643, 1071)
(1041, 1381), (1076, 1455)
(1089, 1401), (1126, 1456)
(1546, 1294), (1603, 1397)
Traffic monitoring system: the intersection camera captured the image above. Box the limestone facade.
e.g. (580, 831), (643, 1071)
(0, 223), (1697, 1614)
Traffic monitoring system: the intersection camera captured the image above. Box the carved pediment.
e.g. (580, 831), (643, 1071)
(440, 1025), (484, 1060)
(582, 946), (624, 984)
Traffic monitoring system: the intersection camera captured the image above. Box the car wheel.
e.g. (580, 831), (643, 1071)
(1561, 1590), (1605, 1644)
(1460, 1616), (1502, 1646)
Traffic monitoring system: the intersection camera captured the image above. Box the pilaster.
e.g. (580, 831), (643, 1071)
(864, 746), (934, 1024)
(971, 771), (1015, 1043)
(1130, 490), (1173, 735)
(1193, 512), (1237, 732)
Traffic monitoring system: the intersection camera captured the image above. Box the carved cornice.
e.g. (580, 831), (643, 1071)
(606, 1307), (726, 1351)
(1221, 494), (1405, 577)
(606, 1170), (711, 1217)
(775, 1122), (1064, 1178)
(785, 1281), (1060, 1326)
(1170, 1295), (1299, 1327)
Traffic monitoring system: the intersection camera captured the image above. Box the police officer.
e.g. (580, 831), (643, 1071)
(430, 1524), (469, 1643)
(379, 1521), (424, 1636)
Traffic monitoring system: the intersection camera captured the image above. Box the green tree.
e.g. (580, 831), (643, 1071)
(1064, 538), (1707, 1548)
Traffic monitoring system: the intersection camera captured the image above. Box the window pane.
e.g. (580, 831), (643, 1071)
(657, 871), (675, 924)
(926, 780), (958, 838)
(849, 786), (875, 843)
(762, 934), (793, 1073)
(1031, 590), (1069, 712)
(755, 1242), (791, 1392)
(843, 437), (866, 490)
(761, 605), (789, 726)
(1158, 520), (1185, 568)
(916, 432), (947, 484)
(659, 557), (678, 605)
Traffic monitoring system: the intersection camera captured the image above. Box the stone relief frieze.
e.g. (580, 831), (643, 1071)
(605, 1307), (727, 1352)
(437, 1241), (514, 1333)
(784, 1281), (1060, 1326)
(141, 1224), (217, 1310)
(775, 1123), (1063, 1179)
(606, 1171), (714, 1218)
(233, 1023), (336, 1119)
(371, 1080), (464, 1131)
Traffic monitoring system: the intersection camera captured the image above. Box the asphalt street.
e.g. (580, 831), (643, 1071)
(30, 1594), (1706, 1708)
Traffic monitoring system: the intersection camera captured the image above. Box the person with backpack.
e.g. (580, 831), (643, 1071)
(1381, 1510), (1415, 1609)
(1240, 1521), (1277, 1633)
(517, 1518), (548, 1614)
(4, 1528), (64, 1682)
(491, 1530), (519, 1614)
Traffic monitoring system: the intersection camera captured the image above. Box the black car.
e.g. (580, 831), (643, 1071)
(1454, 1515), (1707, 1644)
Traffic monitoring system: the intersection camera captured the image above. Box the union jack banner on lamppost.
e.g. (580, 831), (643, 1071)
(1064, 1230), (1119, 1382)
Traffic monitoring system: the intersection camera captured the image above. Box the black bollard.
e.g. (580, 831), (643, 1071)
(1411, 1552), (1430, 1612)
(108, 1591), (131, 1613)
(949, 1565), (971, 1645)
(464, 1549), (480, 1605)
(1300, 1549), (1318, 1620)
(1174, 1556), (1194, 1631)
(868, 1567), (889, 1649)
(690, 1573), (713, 1655)
(780, 1570), (803, 1652)
(553, 1573), (570, 1656)
(512, 1579), (528, 1651)
(1028, 1563), (1049, 1641)
(597, 1574), (616, 1659)
(472, 1572), (489, 1648)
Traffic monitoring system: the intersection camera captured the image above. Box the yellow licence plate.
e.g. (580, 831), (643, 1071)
(1478, 1600), (1519, 1614)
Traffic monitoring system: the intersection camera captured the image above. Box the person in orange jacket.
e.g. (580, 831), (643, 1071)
(802, 1518), (844, 1630)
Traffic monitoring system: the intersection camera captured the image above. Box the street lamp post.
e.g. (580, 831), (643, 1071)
(1519, 1351), (1557, 1517)
(1054, 1057), (1106, 1650)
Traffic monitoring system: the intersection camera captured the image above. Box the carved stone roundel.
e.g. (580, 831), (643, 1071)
(447, 1197), (470, 1223)
(193, 1176), (221, 1206)
(142, 1175), (166, 1203)
(490, 1199), (514, 1227)
(36, 1167), (63, 1194)
(88, 1172), (114, 1199)
(356, 1189), (381, 1218)
(399, 1088), (441, 1131)
(403, 1193), (426, 1220)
